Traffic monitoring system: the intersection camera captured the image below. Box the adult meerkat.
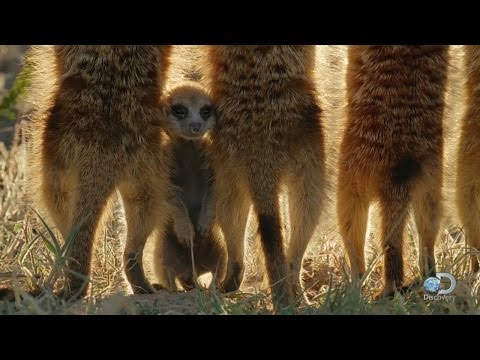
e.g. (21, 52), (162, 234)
(338, 46), (449, 296)
(153, 82), (226, 291)
(204, 46), (325, 308)
(456, 45), (480, 273)
(25, 45), (174, 298)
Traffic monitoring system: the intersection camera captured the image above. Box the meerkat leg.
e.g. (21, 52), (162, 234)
(153, 219), (188, 292)
(379, 186), (411, 297)
(157, 267), (178, 291)
(153, 189), (194, 291)
(456, 127), (480, 273)
(456, 178), (480, 273)
(216, 191), (250, 292)
(119, 166), (167, 294)
(206, 232), (227, 291)
(286, 154), (325, 298)
(337, 172), (369, 280)
(62, 163), (118, 298)
(412, 174), (442, 278)
(169, 187), (195, 247)
(248, 167), (292, 309)
(40, 163), (75, 239)
(197, 185), (215, 237)
(244, 212), (268, 288)
(178, 274), (195, 291)
(210, 257), (227, 291)
(253, 229), (267, 288)
(215, 169), (250, 293)
(152, 237), (179, 291)
(457, 46), (480, 273)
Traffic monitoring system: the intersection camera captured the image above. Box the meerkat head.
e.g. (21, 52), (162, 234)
(165, 82), (216, 141)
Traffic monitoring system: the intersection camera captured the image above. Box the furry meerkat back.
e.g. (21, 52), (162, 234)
(204, 46), (326, 310)
(338, 46), (449, 296)
(24, 45), (173, 298)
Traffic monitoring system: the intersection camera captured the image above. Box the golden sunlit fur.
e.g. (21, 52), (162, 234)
(153, 82), (226, 291)
(204, 46), (326, 309)
(456, 45), (480, 273)
(338, 46), (449, 296)
(25, 45), (173, 297)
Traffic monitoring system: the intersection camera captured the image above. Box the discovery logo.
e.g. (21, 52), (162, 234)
(423, 273), (456, 301)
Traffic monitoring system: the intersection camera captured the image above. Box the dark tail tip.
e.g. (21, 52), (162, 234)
(392, 156), (421, 185)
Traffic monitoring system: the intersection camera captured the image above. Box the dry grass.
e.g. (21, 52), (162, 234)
(1, 136), (478, 315)
(1, 45), (479, 315)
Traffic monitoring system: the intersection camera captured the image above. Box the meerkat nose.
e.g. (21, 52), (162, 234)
(190, 123), (202, 133)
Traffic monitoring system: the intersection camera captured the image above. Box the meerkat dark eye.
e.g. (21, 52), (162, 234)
(200, 106), (213, 120)
(171, 104), (188, 119)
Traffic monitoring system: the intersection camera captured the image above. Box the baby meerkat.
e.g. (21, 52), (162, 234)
(153, 82), (226, 291)
(338, 46), (449, 296)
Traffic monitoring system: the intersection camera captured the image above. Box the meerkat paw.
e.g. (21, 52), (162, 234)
(196, 216), (214, 238)
(178, 275), (196, 291)
(152, 283), (165, 291)
(174, 220), (195, 248)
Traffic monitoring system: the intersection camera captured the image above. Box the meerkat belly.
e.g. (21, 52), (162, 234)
(182, 179), (208, 227)
(172, 141), (211, 226)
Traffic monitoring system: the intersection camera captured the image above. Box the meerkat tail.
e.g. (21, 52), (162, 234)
(247, 166), (293, 309)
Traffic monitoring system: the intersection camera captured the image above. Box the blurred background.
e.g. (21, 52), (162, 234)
(0, 45), (28, 148)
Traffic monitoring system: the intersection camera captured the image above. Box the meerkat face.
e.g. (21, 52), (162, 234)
(166, 83), (216, 141)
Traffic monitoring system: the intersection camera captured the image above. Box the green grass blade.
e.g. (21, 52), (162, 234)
(18, 231), (43, 265)
(61, 226), (79, 259)
(0, 65), (31, 117)
(30, 208), (62, 255)
(37, 230), (57, 256)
